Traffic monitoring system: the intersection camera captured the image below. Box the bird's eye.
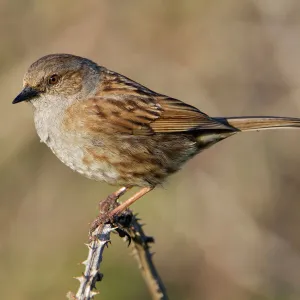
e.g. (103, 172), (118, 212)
(48, 74), (59, 85)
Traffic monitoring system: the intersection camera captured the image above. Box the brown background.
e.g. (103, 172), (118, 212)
(1, 1), (300, 299)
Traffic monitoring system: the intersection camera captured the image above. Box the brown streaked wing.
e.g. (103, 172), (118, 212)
(77, 69), (233, 135)
(78, 96), (162, 135)
(78, 67), (232, 135)
(79, 95), (233, 136)
(151, 97), (233, 132)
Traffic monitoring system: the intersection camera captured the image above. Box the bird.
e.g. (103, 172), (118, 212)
(12, 54), (300, 218)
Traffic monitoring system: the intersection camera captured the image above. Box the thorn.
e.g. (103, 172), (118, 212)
(109, 226), (118, 232)
(74, 276), (85, 283)
(105, 239), (111, 246)
(96, 272), (103, 282)
(145, 236), (155, 243)
(66, 291), (77, 300)
(81, 260), (88, 266)
(85, 243), (95, 249)
(90, 290), (100, 297)
(124, 237), (132, 247)
(150, 252), (156, 257)
(134, 232), (141, 238)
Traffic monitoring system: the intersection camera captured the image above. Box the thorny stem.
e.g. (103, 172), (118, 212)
(127, 214), (169, 300)
(67, 223), (113, 300)
(67, 191), (168, 299)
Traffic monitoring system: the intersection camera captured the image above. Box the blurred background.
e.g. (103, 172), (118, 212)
(1, 1), (300, 299)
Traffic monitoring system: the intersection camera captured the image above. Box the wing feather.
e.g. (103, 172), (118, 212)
(151, 97), (231, 132)
(63, 70), (234, 136)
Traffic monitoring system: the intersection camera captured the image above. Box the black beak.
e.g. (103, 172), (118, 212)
(12, 86), (39, 104)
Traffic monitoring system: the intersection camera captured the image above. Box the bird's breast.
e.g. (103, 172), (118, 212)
(46, 134), (121, 184)
(33, 106), (121, 184)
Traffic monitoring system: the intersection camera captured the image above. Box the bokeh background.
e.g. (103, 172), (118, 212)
(1, 1), (300, 299)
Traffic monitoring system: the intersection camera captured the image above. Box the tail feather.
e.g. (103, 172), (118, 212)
(215, 116), (300, 132)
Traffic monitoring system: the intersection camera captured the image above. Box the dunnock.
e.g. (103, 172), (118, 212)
(12, 54), (300, 217)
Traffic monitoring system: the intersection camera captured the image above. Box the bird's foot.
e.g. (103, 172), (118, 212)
(88, 208), (133, 243)
(89, 187), (128, 239)
(97, 186), (127, 213)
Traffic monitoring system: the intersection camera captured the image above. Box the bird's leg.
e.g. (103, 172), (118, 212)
(89, 187), (128, 236)
(109, 186), (153, 219)
(89, 186), (153, 237)
(98, 186), (128, 212)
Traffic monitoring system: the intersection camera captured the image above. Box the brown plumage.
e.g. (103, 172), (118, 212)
(12, 54), (300, 217)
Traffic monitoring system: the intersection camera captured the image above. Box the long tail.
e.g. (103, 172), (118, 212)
(215, 116), (300, 132)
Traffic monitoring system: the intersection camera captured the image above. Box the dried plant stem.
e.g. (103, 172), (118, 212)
(67, 223), (113, 300)
(128, 215), (169, 300)
(68, 190), (168, 299)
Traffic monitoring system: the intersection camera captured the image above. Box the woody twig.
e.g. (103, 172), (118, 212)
(67, 192), (168, 300)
